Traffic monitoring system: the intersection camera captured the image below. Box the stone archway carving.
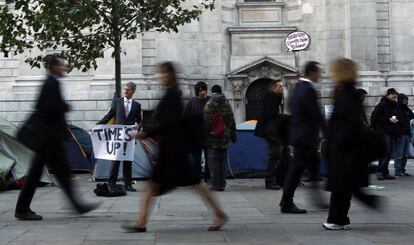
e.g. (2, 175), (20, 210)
(227, 57), (296, 123)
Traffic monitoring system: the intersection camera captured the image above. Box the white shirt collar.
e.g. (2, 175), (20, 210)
(299, 77), (314, 84)
(49, 74), (61, 81)
(124, 97), (132, 103)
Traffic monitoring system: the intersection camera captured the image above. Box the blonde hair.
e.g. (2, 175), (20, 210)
(330, 58), (358, 85)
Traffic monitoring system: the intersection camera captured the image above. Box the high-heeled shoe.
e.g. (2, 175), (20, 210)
(207, 213), (229, 231)
(121, 223), (147, 232)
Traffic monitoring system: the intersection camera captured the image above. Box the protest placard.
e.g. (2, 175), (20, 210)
(91, 125), (136, 161)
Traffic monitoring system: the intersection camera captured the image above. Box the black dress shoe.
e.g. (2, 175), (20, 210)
(125, 185), (137, 192)
(15, 210), (43, 221)
(280, 203), (307, 214)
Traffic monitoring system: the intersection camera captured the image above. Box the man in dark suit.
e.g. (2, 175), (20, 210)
(254, 80), (289, 190)
(15, 56), (99, 220)
(372, 88), (399, 180)
(279, 61), (324, 214)
(98, 82), (142, 192)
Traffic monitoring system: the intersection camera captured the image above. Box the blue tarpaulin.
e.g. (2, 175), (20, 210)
(228, 121), (267, 177)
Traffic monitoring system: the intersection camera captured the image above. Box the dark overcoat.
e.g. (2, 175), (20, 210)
(146, 86), (201, 194)
(254, 92), (284, 141)
(372, 96), (399, 135)
(326, 83), (377, 192)
(288, 80), (324, 147)
(36, 75), (70, 140)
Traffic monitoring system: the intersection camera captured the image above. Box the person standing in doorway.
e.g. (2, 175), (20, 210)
(279, 61), (325, 214)
(15, 56), (99, 220)
(184, 81), (211, 183)
(254, 80), (289, 190)
(98, 82), (142, 191)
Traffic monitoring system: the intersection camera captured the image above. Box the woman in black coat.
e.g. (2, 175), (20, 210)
(123, 62), (227, 232)
(323, 58), (383, 230)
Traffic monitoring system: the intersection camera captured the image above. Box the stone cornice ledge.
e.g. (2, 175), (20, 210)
(228, 26), (297, 34)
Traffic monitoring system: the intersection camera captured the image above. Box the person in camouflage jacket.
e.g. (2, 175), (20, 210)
(203, 85), (237, 191)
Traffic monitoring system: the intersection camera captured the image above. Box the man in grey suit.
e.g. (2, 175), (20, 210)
(98, 82), (142, 192)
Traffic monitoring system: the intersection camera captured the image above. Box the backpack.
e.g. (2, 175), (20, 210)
(211, 102), (225, 138)
(94, 183), (127, 197)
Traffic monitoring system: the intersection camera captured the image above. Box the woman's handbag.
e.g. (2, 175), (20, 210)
(17, 113), (53, 152)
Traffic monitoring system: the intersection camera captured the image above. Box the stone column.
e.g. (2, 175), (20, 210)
(228, 75), (248, 123)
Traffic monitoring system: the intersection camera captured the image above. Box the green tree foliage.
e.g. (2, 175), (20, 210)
(0, 0), (215, 96)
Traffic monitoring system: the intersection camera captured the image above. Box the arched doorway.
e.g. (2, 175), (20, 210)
(245, 78), (273, 121)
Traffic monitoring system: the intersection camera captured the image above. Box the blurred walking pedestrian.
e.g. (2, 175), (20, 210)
(254, 80), (290, 190)
(394, 93), (414, 176)
(279, 61), (325, 214)
(122, 62), (228, 232)
(371, 88), (399, 180)
(184, 81), (211, 183)
(203, 85), (237, 191)
(324, 58), (385, 230)
(15, 55), (99, 220)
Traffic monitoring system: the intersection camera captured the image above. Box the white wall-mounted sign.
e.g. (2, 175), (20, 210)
(285, 31), (311, 52)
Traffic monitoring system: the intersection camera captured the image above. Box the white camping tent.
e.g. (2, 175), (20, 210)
(93, 139), (157, 181)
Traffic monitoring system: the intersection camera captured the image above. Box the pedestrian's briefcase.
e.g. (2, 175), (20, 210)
(17, 113), (53, 152)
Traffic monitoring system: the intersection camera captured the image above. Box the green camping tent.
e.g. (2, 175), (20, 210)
(0, 118), (52, 190)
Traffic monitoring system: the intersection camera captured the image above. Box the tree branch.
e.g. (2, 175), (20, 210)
(119, 12), (141, 33)
(94, 6), (113, 26)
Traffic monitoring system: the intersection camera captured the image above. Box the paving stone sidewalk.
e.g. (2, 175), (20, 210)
(1, 166), (414, 245)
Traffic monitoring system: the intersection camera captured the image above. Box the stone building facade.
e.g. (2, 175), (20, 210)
(0, 0), (414, 129)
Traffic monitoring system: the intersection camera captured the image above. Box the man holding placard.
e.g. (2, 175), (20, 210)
(97, 82), (141, 192)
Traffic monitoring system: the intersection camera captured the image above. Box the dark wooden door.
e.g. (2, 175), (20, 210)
(245, 78), (273, 121)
